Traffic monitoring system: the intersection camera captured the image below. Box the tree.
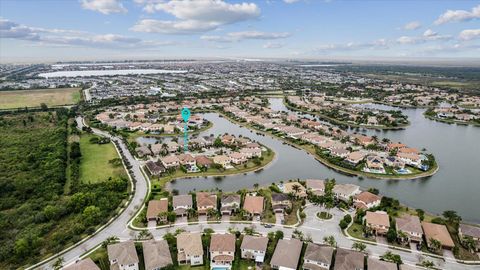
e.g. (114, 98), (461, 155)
(52, 257), (64, 270)
(428, 238), (442, 253)
(386, 227), (397, 243)
(462, 236), (477, 253)
(323, 235), (336, 247)
(352, 242), (366, 252)
(380, 251), (403, 264)
(442, 210), (461, 226)
(102, 236), (119, 248)
(82, 205), (101, 226)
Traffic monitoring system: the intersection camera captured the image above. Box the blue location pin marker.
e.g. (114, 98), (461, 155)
(181, 108), (191, 152)
(181, 107), (191, 122)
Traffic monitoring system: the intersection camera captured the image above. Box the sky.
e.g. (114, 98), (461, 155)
(0, 0), (479, 63)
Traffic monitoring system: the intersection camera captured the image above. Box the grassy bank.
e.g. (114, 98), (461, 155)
(0, 87), (81, 109)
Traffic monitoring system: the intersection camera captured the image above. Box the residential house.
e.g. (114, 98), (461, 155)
(136, 146), (152, 157)
(210, 234), (236, 270)
(177, 232), (204, 266)
(331, 148), (349, 158)
(178, 154), (196, 167)
(306, 179), (325, 196)
(222, 134), (235, 145)
(333, 248), (364, 270)
(107, 241), (139, 270)
(145, 161), (165, 176)
(228, 152), (248, 164)
(220, 194), (241, 215)
(365, 155), (385, 173)
(240, 235), (269, 263)
(367, 258), (397, 270)
(64, 258), (100, 270)
(354, 191), (381, 210)
(397, 152), (421, 167)
(270, 238), (303, 270)
(303, 243), (334, 270)
(146, 198), (169, 223)
(458, 224), (480, 251)
(365, 211), (390, 236)
(243, 196), (264, 216)
(173, 194), (193, 217)
(396, 214), (423, 243)
(271, 193), (291, 214)
(213, 155), (231, 168)
(195, 155), (213, 168)
(240, 147), (262, 158)
(196, 192), (217, 215)
(385, 156), (405, 169)
(160, 155), (180, 169)
(422, 222), (455, 250)
(282, 182), (307, 198)
(142, 240), (173, 270)
(346, 151), (366, 166)
(333, 184), (361, 202)
(166, 141), (179, 153)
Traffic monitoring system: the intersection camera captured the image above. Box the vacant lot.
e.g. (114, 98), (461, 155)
(79, 134), (126, 184)
(0, 87), (81, 109)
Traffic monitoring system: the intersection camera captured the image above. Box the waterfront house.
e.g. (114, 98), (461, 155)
(240, 147), (262, 158)
(354, 191), (381, 210)
(346, 151), (366, 166)
(331, 148), (350, 158)
(145, 160), (166, 176)
(302, 243), (334, 270)
(333, 184), (361, 202)
(136, 146), (151, 157)
(270, 238), (303, 270)
(333, 248), (364, 270)
(166, 141), (179, 153)
(240, 235), (269, 263)
(210, 234), (236, 270)
(228, 152), (248, 164)
(396, 214), (423, 243)
(64, 258), (100, 270)
(173, 195), (193, 217)
(196, 192), (217, 215)
(107, 241), (139, 270)
(458, 224), (480, 251)
(220, 194), (241, 215)
(177, 232), (204, 266)
(367, 258), (397, 270)
(271, 193), (291, 214)
(365, 155), (385, 173)
(213, 155), (231, 168)
(222, 134), (235, 145)
(243, 195), (264, 216)
(160, 155), (180, 169)
(146, 198), (168, 223)
(365, 211), (390, 236)
(195, 155), (213, 168)
(282, 182), (307, 198)
(397, 152), (422, 167)
(422, 222), (455, 250)
(306, 179), (325, 196)
(178, 153), (196, 167)
(142, 240), (173, 270)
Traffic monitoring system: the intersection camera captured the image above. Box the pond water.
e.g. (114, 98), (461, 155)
(165, 98), (480, 223)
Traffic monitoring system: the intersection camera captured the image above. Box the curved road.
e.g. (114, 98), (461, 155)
(31, 117), (480, 270)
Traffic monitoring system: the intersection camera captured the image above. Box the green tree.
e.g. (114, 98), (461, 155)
(380, 251), (403, 264)
(82, 205), (101, 226)
(323, 235), (337, 247)
(352, 242), (366, 252)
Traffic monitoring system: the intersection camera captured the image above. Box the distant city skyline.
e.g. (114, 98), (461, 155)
(1, 0), (479, 62)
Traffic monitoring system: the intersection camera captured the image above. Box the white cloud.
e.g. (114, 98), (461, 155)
(0, 18), (173, 49)
(459, 29), (480, 41)
(263, 42), (284, 49)
(402, 21), (421, 30)
(397, 30), (451, 44)
(397, 36), (417, 44)
(81, 0), (127, 14)
(314, 39), (389, 52)
(434, 4), (480, 25)
(201, 30), (290, 42)
(132, 0), (260, 34)
(283, 0), (300, 3)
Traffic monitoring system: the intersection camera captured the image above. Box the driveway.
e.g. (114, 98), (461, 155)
(176, 216), (187, 224)
(198, 215), (207, 222)
(147, 220), (157, 228)
(275, 213), (284, 225)
(221, 214), (230, 222)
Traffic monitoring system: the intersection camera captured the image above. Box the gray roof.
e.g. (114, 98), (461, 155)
(333, 248), (364, 270)
(63, 258), (100, 270)
(173, 194), (193, 207)
(460, 224), (480, 238)
(367, 258), (397, 270)
(396, 214), (423, 235)
(271, 192), (290, 202)
(221, 194), (241, 205)
(240, 235), (269, 252)
(142, 240), (173, 270)
(270, 238), (303, 269)
(304, 243), (334, 265)
(107, 241), (139, 266)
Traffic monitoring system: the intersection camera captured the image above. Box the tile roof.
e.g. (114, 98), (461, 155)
(146, 199), (169, 220)
(270, 238), (303, 269)
(210, 234), (236, 252)
(142, 240), (173, 270)
(240, 235), (269, 252)
(107, 241), (139, 266)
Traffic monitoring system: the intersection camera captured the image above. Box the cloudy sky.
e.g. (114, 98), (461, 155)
(0, 0), (479, 62)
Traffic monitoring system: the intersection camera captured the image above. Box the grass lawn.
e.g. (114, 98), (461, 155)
(317, 211), (332, 220)
(0, 87), (81, 109)
(347, 222), (376, 242)
(79, 133), (127, 184)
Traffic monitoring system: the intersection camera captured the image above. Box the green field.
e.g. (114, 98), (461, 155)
(0, 87), (81, 109)
(79, 134), (127, 184)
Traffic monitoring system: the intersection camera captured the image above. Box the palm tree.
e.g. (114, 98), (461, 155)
(323, 235), (337, 247)
(52, 257), (64, 270)
(102, 236), (119, 248)
(428, 238), (442, 253)
(352, 242), (367, 252)
(397, 230), (408, 245)
(462, 236), (477, 253)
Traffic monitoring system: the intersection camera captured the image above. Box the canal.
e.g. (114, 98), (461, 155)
(165, 98), (480, 223)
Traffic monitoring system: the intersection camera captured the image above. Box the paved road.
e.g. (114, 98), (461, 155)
(31, 117), (149, 270)
(31, 117), (480, 270)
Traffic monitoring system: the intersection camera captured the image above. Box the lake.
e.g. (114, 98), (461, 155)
(166, 98), (480, 223)
(38, 69), (188, 78)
